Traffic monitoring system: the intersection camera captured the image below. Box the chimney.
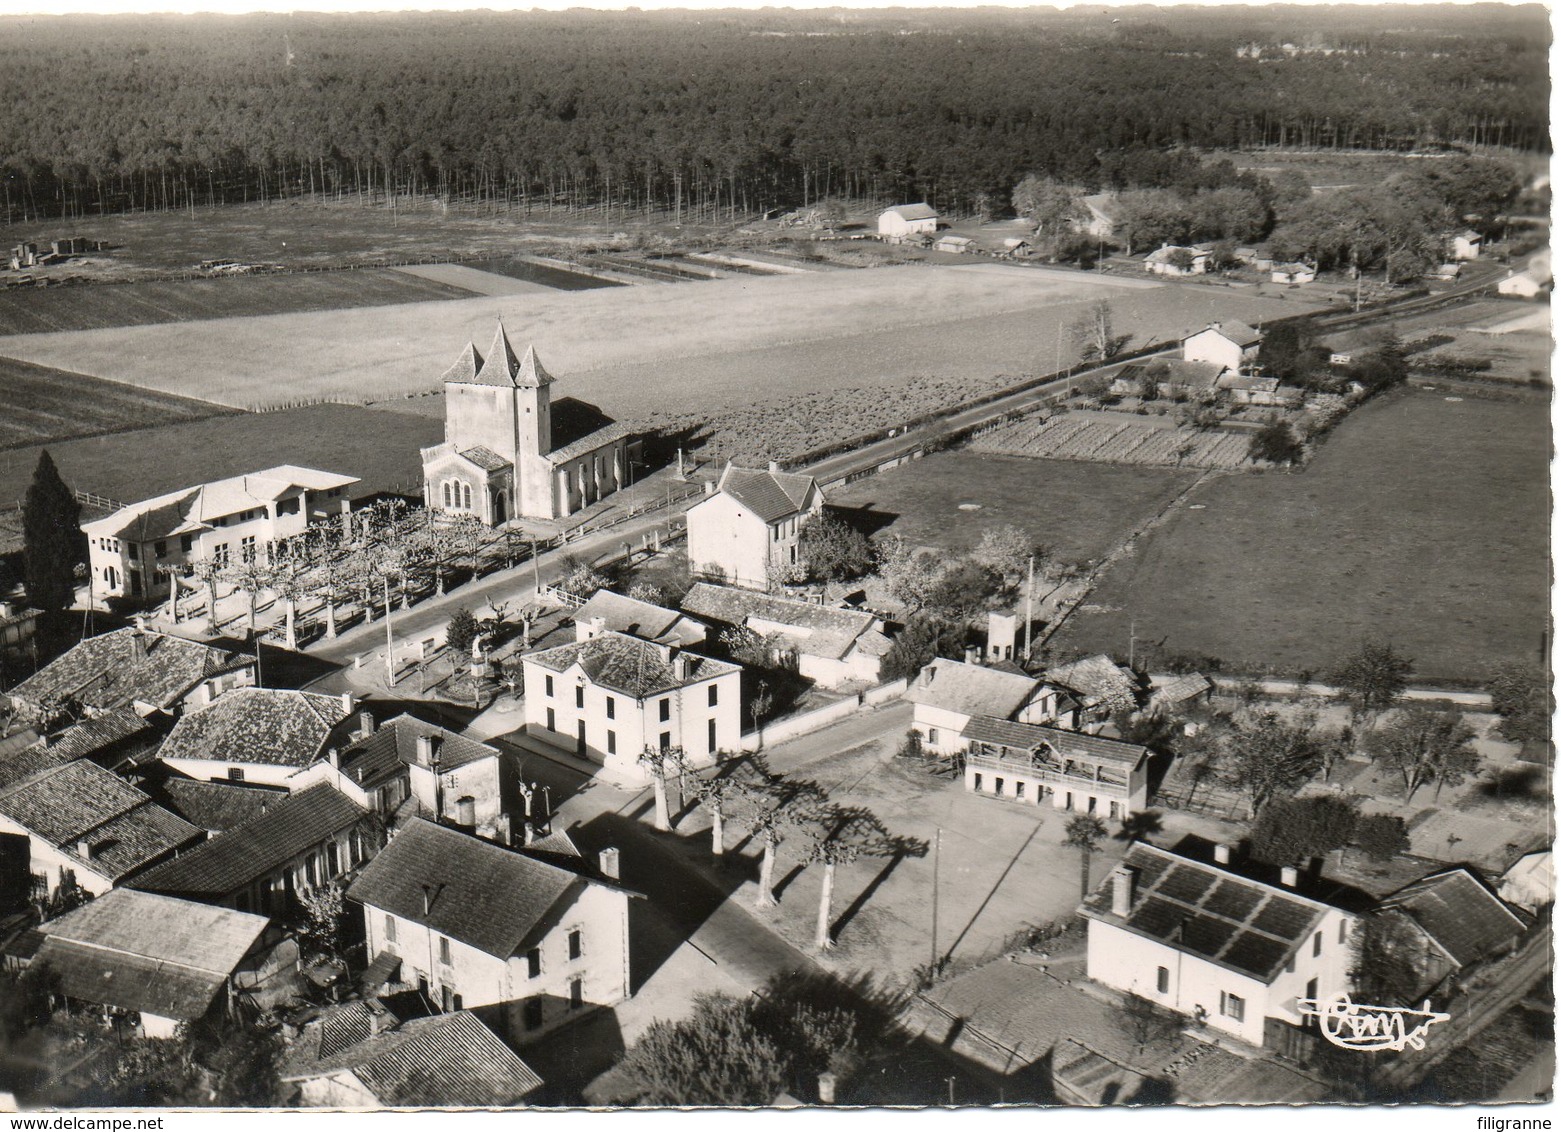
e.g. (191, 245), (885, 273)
(357, 710), (375, 740)
(455, 796), (476, 829)
(1280, 864), (1300, 887)
(1213, 842), (1232, 866)
(415, 735), (437, 767)
(130, 628), (148, 661)
(768, 460), (781, 474)
(586, 616), (606, 638)
(340, 692), (356, 715)
(703, 480), (715, 495)
(1111, 866), (1136, 917)
(963, 644), (981, 666)
(817, 1072), (837, 1105)
(672, 653), (691, 682)
(522, 821), (536, 847)
(0, 601), (12, 619)
(76, 838), (93, 859)
(327, 746), (340, 769)
(599, 847), (620, 880)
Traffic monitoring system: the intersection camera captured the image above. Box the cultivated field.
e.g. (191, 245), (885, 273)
(827, 450), (1197, 567)
(0, 264), (1323, 415)
(0, 268), (475, 336)
(0, 404), (438, 508)
(970, 410), (1255, 470)
(1052, 387), (1551, 683)
(0, 357), (234, 450)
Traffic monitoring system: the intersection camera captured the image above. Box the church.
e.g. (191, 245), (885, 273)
(420, 323), (637, 525)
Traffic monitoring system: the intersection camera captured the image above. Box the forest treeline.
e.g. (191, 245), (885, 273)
(0, 6), (1548, 224)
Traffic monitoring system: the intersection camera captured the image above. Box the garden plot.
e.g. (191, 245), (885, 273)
(970, 411), (1254, 470)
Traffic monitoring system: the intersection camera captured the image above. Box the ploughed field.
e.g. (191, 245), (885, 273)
(0, 263), (1322, 414)
(0, 357), (236, 451)
(1052, 387), (1550, 683)
(969, 410), (1254, 470)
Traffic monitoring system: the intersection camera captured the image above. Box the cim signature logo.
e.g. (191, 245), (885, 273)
(1296, 994), (1451, 1053)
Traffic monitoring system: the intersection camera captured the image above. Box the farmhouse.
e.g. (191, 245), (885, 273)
(685, 463), (824, 590)
(1373, 868), (1529, 999)
(132, 783), (376, 915)
(961, 718), (1150, 819)
(1450, 229), (1483, 260)
(6, 626), (255, 722)
(878, 203), (939, 241)
(519, 631), (740, 781)
(1182, 321), (1262, 374)
(1080, 843), (1358, 1050)
(281, 1001), (544, 1108)
(349, 818), (635, 1040)
(903, 658), (1078, 756)
(155, 687), (354, 789)
(1002, 237), (1033, 257)
(82, 465), (359, 603)
(30, 889), (277, 1039)
(1144, 245), (1210, 276)
(1077, 193), (1121, 241)
(1110, 359), (1226, 401)
(420, 323), (638, 525)
(573, 589), (707, 649)
(680, 582), (892, 690)
(0, 759), (202, 903)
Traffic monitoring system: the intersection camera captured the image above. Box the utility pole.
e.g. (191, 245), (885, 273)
(382, 574), (395, 685)
(531, 539), (541, 598)
(930, 827), (941, 975)
(1128, 616), (1137, 670)
(1024, 555), (1035, 662)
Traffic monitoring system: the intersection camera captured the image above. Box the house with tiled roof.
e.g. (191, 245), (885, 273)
(681, 582), (891, 690)
(1269, 262), (1316, 285)
(1080, 843), (1358, 1050)
(1110, 359), (1228, 402)
(133, 783), (375, 915)
(420, 322), (638, 524)
(155, 687), (354, 789)
(574, 589), (707, 649)
(82, 465), (358, 603)
(961, 718), (1150, 819)
(1182, 322), (1262, 374)
(1144, 244), (1211, 276)
(282, 1000), (544, 1107)
(520, 631), (740, 782)
(6, 626), (255, 722)
(1147, 672), (1215, 714)
(878, 203), (939, 241)
(1044, 654), (1146, 721)
(903, 657), (1077, 755)
(150, 777), (280, 835)
(685, 463), (824, 590)
(1374, 868), (1529, 1000)
(0, 758), (203, 902)
(348, 818), (636, 1041)
(291, 713), (509, 841)
(31, 889), (276, 1038)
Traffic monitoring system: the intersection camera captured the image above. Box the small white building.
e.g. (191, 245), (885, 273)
(1081, 843), (1359, 1050)
(903, 658), (1077, 756)
(685, 464), (824, 590)
(961, 717), (1150, 819)
(520, 631), (741, 781)
(935, 235), (975, 255)
(349, 819), (636, 1041)
(1077, 193), (1120, 241)
(82, 465), (359, 603)
(1498, 851), (1553, 912)
(1451, 229), (1483, 260)
(1497, 270), (1548, 299)
(1182, 322), (1262, 375)
(1002, 237), (1033, 257)
(1144, 245), (1210, 276)
(1270, 262), (1316, 285)
(878, 203), (939, 241)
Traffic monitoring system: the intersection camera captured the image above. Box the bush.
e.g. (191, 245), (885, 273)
(1354, 814), (1411, 861)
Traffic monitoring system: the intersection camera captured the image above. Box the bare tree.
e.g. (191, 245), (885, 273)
(221, 557), (272, 640)
(693, 758), (744, 858)
(735, 765), (826, 909)
(637, 745), (690, 833)
(189, 556), (224, 635)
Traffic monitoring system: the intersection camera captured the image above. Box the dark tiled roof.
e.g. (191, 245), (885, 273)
(134, 784), (366, 900)
(348, 819), (599, 959)
(1150, 673), (1214, 706)
(440, 342), (484, 385)
(681, 583), (878, 661)
(158, 688), (350, 769)
(1045, 655), (1142, 710)
(904, 659), (1039, 719)
(1380, 869), (1527, 968)
(106, 490), (201, 542)
(8, 629), (252, 713)
(459, 446), (511, 473)
(283, 1007), (543, 1106)
(338, 716), (499, 791)
(1188, 321), (1261, 347)
(546, 421), (635, 466)
(1080, 843), (1336, 983)
(961, 716), (1148, 767)
(523, 631), (737, 699)
(154, 778), (281, 833)
(575, 590), (692, 645)
(715, 465), (818, 524)
(37, 708), (154, 761)
(0, 740), (76, 791)
(35, 889), (268, 1021)
(79, 803), (205, 882)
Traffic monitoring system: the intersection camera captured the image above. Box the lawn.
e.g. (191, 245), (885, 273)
(1052, 387), (1551, 683)
(827, 450), (1197, 567)
(0, 403), (440, 508)
(0, 268), (475, 335)
(0, 263), (1321, 414)
(0, 356), (235, 450)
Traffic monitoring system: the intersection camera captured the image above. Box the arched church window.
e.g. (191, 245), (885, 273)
(462, 483), (473, 510)
(442, 482), (452, 509)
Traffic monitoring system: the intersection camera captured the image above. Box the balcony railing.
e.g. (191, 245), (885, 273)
(965, 751), (1130, 794)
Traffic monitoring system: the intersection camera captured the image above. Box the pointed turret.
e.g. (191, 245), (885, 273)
(439, 341), (484, 386)
(516, 344), (554, 389)
(473, 320), (523, 386)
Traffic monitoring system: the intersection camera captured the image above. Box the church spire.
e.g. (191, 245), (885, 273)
(515, 343), (554, 389)
(473, 319), (522, 386)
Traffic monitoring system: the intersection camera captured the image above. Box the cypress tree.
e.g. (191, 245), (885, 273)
(22, 451), (84, 616)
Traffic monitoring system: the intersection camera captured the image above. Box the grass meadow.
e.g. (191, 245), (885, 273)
(0, 357), (235, 450)
(1052, 387), (1551, 683)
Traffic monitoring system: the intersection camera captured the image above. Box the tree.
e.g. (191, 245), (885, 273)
(874, 534), (943, 611)
(1214, 710), (1324, 818)
(1247, 416), (1303, 465)
(618, 993), (785, 1105)
(1351, 913), (1430, 1005)
(1011, 174), (1085, 237)
(446, 607), (479, 657)
(306, 527), (349, 639)
(1063, 814), (1108, 899)
(222, 557), (272, 640)
(878, 614), (963, 683)
(973, 524), (1042, 591)
(735, 766), (825, 909)
(1113, 189), (1192, 255)
(808, 828), (860, 952)
(638, 744), (689, 832)
(923, 558), (1003, 620)
(695, 762), (743, 857)
(798, 513), (874, 583)
(1249, 795), (1361, 867)
(294, 881), (351, 961)
(1349, 336), (1409, 396)
(189, 556), (225, 635)
(1257, 319), (1322, 384)
(1365, 706), (1481, 802)
(1070, 298), (1129, 364)
(1332, 640), (1412, 723)
(1486, 662), (1550, 744)
(1121, 992), (1181, 1053)
(269, 556), (309, 651)
(1353, 813), (1411, 862)
(558, 554), (608, 601)
(22, 450), (84, 617)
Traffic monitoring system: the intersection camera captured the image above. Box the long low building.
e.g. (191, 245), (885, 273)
(960, 717), (1150, 819)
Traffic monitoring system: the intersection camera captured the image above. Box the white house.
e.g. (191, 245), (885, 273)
(685, 464), (824, 590)
(1077, 193), (1120, 241)
(1498, 270), (1548, 298)
(83, 466), (359, 603)
(961, 717), (1150, 819)
(155, 687), (355, 789)
(903, 658), (1077, 756)
(349, 819), (636, 1041)
(1269, 262), (1316, 285)
(1182, 321), (1262, 374)
(1144, 245), (1210, 276)
(1080, 843), (1359, 1050)
(878, 203), (939, 241)
(520, 631), (741, 781)
(680, 583), (892, 690)
(1451, 229), (1483, 260)
(935, 235), (975, 255)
